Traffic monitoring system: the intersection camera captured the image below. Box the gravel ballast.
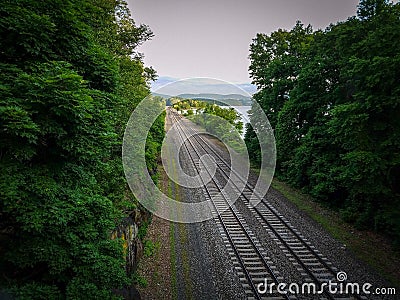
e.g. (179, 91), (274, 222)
(137, 111), (397, 300)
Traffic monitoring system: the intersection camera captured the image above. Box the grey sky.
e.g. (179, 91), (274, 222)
(128, 0), (359, 83)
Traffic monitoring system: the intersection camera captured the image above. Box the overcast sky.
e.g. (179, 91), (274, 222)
(128, 0), (359, 83)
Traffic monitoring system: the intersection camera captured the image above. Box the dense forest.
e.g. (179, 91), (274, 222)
(245, 0), (400, 245)
(0, 0), (164, 298)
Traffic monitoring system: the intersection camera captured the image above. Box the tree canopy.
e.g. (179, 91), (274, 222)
(0, 0), (164, 298)
(246, 0), (400, 244)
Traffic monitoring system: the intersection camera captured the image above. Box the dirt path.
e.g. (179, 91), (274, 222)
(136, 168), (173, 300)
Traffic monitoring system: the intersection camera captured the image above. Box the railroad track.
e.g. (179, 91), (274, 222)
(168, 110), (288, 299)
(167, 108), (366, 300)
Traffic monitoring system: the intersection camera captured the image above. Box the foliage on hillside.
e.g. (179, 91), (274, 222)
(0, 0), (164, 298)
(173, 100), (244, 152)
(173, 100), (243, 132)
(246, 0), (400, 245)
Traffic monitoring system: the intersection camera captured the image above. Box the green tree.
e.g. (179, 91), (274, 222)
(0, 0), (164, 298)
(246, 21), (313, 166)
(247, 0), (400, 244)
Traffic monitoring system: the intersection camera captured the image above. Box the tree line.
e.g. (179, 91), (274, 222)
(0, 0), (164, 298)
(173, 99), (243, 132)
(172, 100), (245, 153)
(245, 0), (400, 245)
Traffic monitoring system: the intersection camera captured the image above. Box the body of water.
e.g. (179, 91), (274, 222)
(231, 106), (251, 125)
(231, 106), (251, 137)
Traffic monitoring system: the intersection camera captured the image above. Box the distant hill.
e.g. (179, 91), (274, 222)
(151, 76), (257, 96)
(177, 93), (252, 106)
(236, 83), (257, 95)
(151, 92), (253, 106)
(151, 77), (177, 91)
(152, 92), (172, 99)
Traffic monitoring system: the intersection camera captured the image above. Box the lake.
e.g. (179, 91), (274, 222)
(231, 106), (251, 137)
(231, 106), (251, 124)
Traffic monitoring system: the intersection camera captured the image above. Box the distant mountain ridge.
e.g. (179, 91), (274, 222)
(152, 92), (253, 106)
(151, 76), (257, 95)
(177, 93), (252, 106)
